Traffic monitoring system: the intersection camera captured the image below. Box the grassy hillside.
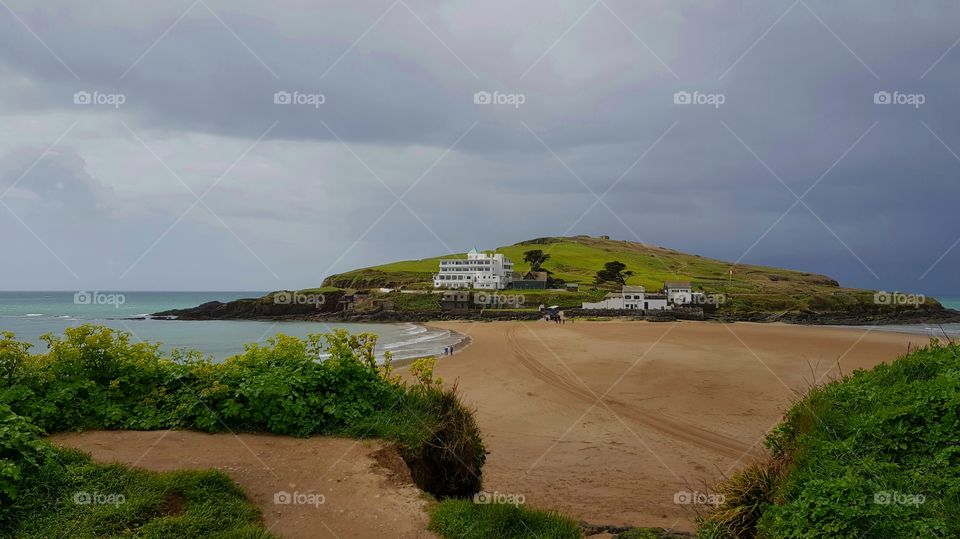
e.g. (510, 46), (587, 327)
(323, 236), (940, 314)
(701, 341), (960, 537)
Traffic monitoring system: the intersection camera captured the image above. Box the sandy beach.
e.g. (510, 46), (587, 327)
(430, 320), (928, 532)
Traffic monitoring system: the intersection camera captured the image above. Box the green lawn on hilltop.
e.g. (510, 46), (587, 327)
(327, 236), (832, 289)
(367, 238), (730, 288)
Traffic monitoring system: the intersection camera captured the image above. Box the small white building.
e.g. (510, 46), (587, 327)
(622, 286), (646, 309)
(664, 281), (694, 305)
(582, 285), (670, 310)
(433, 249), (514, 290)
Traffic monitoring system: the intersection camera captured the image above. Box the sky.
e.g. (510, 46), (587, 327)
(0, 1), (958, 295)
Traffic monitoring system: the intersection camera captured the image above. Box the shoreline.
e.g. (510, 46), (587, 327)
(149, 298), (960, 327)
(391, 324), (472, 368)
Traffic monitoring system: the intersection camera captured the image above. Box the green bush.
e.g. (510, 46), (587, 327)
(701, 341), (960, 538)
(0, 325), (486, 501)
(0, 404), (53, 510)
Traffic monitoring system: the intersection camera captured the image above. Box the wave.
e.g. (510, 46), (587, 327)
(399, 323), (427, 336)
(382, 328), (450, 350)
(874, 324), (960, 337)
(24, 313), (43, 317)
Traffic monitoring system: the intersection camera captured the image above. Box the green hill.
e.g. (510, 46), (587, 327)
(322, 236), (941, 315)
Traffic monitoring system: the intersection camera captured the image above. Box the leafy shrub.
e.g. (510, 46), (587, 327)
(700, 341), (960, 538)
(0, 404), (52, 512)
(0, 325), (486, 499)
(0, 332), (31, 385)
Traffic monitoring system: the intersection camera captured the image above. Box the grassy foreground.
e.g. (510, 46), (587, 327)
(4, 443), (271, 538)
(0, 325), (484, 536)
(701, 340), (960, 538)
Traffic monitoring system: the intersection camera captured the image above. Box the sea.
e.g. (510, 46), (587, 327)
(0, 291), (462, 362)
(874, 296), (960, 339)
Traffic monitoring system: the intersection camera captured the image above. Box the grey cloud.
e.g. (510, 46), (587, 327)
(0, 0), (959, 294)
(1, 147), (115, 218)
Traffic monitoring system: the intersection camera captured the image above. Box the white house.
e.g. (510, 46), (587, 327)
(664, 281), (694, 305)
(582, 285), (670, 310)
(621, 286), (646, 309)
(433, 249), (514, 290)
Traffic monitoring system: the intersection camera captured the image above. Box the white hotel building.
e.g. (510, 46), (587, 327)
(433, 249), (514, 290)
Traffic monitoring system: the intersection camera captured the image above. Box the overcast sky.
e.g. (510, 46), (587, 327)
(1, 1), (958, 295)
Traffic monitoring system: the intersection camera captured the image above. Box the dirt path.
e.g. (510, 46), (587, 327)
(51, 431), (435, 539)
(432, 320), (927, 532)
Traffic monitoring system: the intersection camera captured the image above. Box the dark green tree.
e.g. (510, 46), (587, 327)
(522, 250), (551, 272)
(594, 261), (633, 285)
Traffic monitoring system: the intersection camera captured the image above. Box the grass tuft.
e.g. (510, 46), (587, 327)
(428, 499), (580, 539)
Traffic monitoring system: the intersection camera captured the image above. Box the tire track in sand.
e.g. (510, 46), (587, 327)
(505, 324), (764, 460)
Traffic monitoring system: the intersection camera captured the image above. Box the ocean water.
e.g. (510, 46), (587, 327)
(852, 295), (960, 340)
(0, 291), (461, 362)
(940, 297), (960, 310)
